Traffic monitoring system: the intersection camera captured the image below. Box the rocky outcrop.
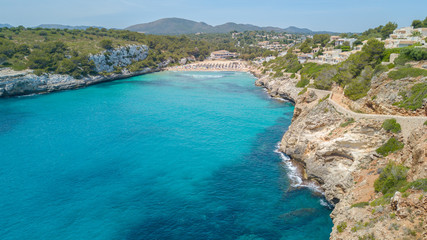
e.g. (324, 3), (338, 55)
(0, 44), (174, 97)
(0, 68), (157, 97)
(257, 75), (427, 240)
(89, 45), (149, 73)
(255, 75), (301, 103)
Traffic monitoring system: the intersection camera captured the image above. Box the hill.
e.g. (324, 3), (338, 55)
(126, 18), (335, 35)
(35, 24), (103, 30)
(0, 23), (13, 28)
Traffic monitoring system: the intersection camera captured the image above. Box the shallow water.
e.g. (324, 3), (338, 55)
(0, 71), (332, 240)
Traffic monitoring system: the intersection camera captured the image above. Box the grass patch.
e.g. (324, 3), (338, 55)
(340, 118), (355, 127)
(381, 119), (401, 133)
(351, 201), (369, 208)
(337, 222), (347, 233)
(376, 138), (404, 156)
(388, 67), (427, 80)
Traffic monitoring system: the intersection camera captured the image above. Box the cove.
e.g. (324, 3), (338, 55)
(0, 71), (332, 240)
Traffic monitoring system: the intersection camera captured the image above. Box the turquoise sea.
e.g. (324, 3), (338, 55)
(0, 71), (332, 240)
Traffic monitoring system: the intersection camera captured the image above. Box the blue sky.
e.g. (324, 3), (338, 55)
(0, 0), (426, 32)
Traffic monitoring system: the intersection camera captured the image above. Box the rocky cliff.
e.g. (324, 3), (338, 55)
(256, 75), (426, 239)
(0, 44), (160, 97)
(89, 45), (149, 73)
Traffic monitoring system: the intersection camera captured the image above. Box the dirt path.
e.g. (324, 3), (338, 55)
(325, 90), (427, 140)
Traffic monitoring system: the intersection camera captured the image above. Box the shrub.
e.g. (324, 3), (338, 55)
(351, 202), (369, 208)
(337, 222), (347, 233)
(298, 87), (307, 95)
(401, 178), (427, 192)
(381, 119), (401, 133)
(296, 76), (310, 88)
(340, 118), (355, 127)
(99, 39), (113, 50)
(373, 64), (388, 76)
(318, 94), (330, 103)
(397, 82), (427, 110)
(344, 77), (370, 100)
(374, 162), (408, 194)
(424, 120), (427, 126)
(376, 138), (404, 156)
(388, 67), (427, 80)
(290, 73), (295, 78)
(358, 233), (376, 240)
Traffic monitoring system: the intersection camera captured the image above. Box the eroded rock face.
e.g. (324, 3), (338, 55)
(255, 76), (300, 102)
(256, 75), (427, 240)
(89, 45), (149, 73)
(281, 99), (388, 203)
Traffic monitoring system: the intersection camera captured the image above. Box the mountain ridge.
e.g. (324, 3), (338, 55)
(125, 18), (337, 35)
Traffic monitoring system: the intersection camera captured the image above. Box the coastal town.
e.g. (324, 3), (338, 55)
(0, 13), (426, 240)
(175, 24), (427, 69)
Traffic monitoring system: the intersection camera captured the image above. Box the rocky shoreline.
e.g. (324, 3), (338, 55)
(0, 67), (161, 97)
(256, 74), (426, 239)
(0, 44), (159, 98)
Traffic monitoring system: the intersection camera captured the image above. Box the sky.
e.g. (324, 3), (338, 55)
(0, 0), (426, 32)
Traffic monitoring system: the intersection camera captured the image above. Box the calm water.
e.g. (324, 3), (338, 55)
(0, 71), (332, 240)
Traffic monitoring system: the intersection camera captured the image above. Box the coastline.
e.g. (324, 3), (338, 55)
(0, 67), (161, 98)
(255, 73), (427, 239)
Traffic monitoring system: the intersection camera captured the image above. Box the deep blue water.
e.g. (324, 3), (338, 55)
(0, 71), (332, 240)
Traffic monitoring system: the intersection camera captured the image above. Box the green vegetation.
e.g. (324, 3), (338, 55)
(298, 87), (307, 95)
(358, 233), (376, 240)
(310, 39), (385, 97)
(99, 39), (113, 50)
(295, 76), (309, 88)
(388, 67), (427, 80)
(374, 162), (408, 194)
(2, 26), (273, 75)
(300, 62), (330, 79)
(312, 34), (330, 47)
(340, 118), (355, 127)
(318, 94), (329, 103)
(393, 47), (427, 66)
(359, 22), (398, 40)
(350, 202), (369, 208)
(400, 179), (427, 192)
(376, 138), (404, 156)
(190, 31), (279, 60)
(337, 222), (347, 233)
(263, 53), (302, 76)
(381, 119), (401, 133)
(395, 82), (427, 110)
(424, 120), (427, 126)
(411, 16), (427, 28)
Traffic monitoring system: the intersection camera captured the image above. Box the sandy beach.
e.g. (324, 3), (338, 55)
(166, 60), (251, 72)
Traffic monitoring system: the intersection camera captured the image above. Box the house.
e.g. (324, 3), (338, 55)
(384, 26), (426, 48)
(210, 50), (239, 59)
(312, 47), (321, 53)
(297, 53), (314, 63)
(398, 40), (417, 48)
(330, 36), (340, 42)
(335, 38), (357, 47)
